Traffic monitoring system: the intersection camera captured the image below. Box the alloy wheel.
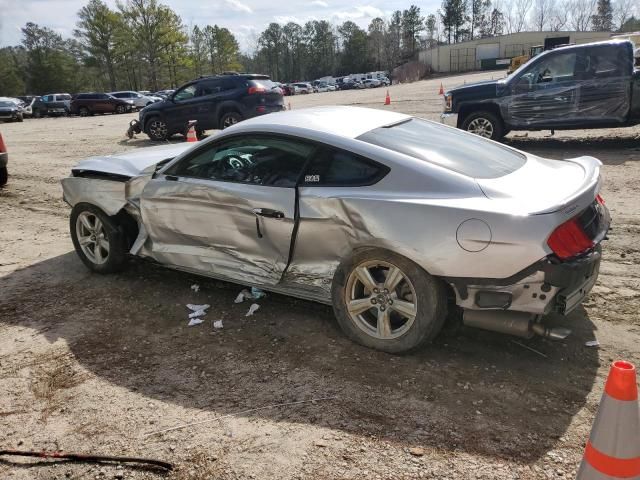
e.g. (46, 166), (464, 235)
(345, 260), (417, 340)
(222, 115), (238, 128)
(75, 212), (110, 265)
(148, 119), (168, 139)
(467, 118), (494, 138)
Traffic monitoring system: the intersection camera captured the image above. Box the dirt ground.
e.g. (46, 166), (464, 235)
(0, 70), (639, 480)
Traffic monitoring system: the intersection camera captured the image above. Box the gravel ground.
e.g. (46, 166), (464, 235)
(0, 70), (639, 480)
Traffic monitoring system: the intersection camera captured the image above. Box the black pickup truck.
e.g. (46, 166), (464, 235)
(441, 40), (640, 140)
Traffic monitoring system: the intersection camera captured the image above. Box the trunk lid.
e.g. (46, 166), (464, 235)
(476, 155), (601, 215)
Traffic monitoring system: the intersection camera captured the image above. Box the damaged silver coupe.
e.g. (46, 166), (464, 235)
(61, 106), (610, 353)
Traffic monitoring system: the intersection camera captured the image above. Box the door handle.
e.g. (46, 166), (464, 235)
(252, 208), (285, 219)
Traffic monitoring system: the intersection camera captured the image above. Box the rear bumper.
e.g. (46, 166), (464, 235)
(440, 112), (458, 128)
(450, 246), (602, 316)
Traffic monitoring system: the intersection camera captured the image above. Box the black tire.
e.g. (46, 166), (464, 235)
(16, 114), (23, 123)
(70, 203), (127, 274)
(32, 109), (42, 119)
(0, 167), (8, 187)
(220, 111), (242, 129)
(331, 248), (447, 354)
(460, 110), (504, 141)
(145, 117), (169, 141)
(79, 107), (90, 117)
(115, 104), (126, 114)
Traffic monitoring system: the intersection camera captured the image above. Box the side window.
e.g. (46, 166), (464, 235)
(578, 47), (626, 80)
(532, 52), (576, 84)
(99, 94), (110, 99)
(166, 136), (314, 187)
(42, 95), (50, 102)
(199, 80), (223, 95)
(301, 148), (389, 187)
(173, 84), (198, 101)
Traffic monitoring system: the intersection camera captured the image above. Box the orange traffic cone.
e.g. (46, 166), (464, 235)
(439, 83), (444, 95)
(186, 124), (198, 143)
(577, 360), (640, 479)
(384, 90), (391, 105)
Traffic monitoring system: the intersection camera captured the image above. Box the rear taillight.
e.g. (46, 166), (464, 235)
(248, 86), (266, 95)
(547, 217), (594, 260)
(0, 133), (6, 153)
(256, 105), (266, 113)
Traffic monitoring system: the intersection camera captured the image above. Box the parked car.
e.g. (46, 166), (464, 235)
(282, 84), (296, 96)
(18, 97), (38, 117)
(362, 79), (381, 88)
(0, 132), (8, 187)
(292, 83), (312, 94)
(109, 91), (162, 109)
(62, 106), (609, 354)
(31, 93), (72, 117)
(152, 89), (175, 99)
(315, 83), (330, 92)
(0, 100), (24, 123)
(327, 84), (337, 91)
(70, 93), (133, 116)
(379, 77), (391, 86)
(442, 40), (640, 140)
(130, 74), (285, 141)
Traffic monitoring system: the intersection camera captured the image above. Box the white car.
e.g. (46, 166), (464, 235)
(62, 106), (609, 353)
(315, 83), (330, 93)
(292, 83), (312, 94)
(362, 79), (381, 88)
(109, 91), (162, 109)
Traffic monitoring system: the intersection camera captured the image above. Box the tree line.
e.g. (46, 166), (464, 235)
(0, 0), (637, 97)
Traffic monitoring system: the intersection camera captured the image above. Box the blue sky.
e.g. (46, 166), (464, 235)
(0, 0), (440, 52)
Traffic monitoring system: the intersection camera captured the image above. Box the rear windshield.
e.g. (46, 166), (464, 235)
(248, 79), (280, 91)
(357, 118), (526, 179)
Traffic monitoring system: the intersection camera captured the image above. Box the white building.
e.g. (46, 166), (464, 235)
(419, 31), (613, 73)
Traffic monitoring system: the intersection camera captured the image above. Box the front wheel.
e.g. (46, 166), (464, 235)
(70, 203), (127, 274)
(79, 107), (90, 117)
(115, 105), (126, 114)
(332, 248), (447, 354)
(460, 111), (504, 141)
(146, 117), (169, 141)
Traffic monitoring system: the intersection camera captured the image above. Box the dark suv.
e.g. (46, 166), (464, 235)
(70, 93), (132, 116)
(137, 74), (285, 141)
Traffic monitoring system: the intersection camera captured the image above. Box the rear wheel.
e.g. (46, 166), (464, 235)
(0, 167), (8, 187)
(70, 203), (127, 274)
(115, 104), (126, 114)
(220, 111), (242, 129)
(146, 117), (169, 141)
(332, 248), (447, 354)
(79, 107), (90, 117)
(461, 110), (504, 141)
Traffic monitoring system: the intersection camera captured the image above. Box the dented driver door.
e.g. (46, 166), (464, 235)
(139, 135), (315, 286)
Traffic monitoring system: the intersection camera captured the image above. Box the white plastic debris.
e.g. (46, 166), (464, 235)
(234, 289), (251, 303)
(213, 320), (224, 329)
(187, 304), (210, 311)
(251, 287), (266, 299)
(188, 318), (204, 327)
(585, 340), (600, 347)
(189, 309), (208, 318)
(246, 303), (260, 317)
(190, 284), (200, 292)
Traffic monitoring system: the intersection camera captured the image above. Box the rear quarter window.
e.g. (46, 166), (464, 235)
(302, 148), (389, 187)
(357, 118), (526, 179)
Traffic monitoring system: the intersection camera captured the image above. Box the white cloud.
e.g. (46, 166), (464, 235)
(223, 0), (252, 14)
(311, 0), (329, 7)
(332, 5), (384, 21)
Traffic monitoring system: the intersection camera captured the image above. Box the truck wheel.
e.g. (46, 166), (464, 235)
(0, 167), (7, 187)
(461, 111), (504, 141)
(220, 111), (242, 129)
(332, 248), (447, 354)
(146, 117), (169, 141)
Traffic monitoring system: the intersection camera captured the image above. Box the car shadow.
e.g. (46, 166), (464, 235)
(0, 252), (600, 463)
(505, 134), (639, 165)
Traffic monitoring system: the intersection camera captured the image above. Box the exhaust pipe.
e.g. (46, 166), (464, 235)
(462, 310), (571, 340)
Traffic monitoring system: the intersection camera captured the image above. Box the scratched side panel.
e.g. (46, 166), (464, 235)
(139, 177), (296, 286)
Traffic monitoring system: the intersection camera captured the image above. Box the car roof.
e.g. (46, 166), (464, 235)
(229, 106), (410, 139)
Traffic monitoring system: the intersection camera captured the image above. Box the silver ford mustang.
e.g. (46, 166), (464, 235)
(61, 106), (610, 353)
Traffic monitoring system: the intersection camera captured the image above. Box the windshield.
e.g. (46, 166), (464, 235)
(0, 101), (15, 107)
(357, 118), (527, 179)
